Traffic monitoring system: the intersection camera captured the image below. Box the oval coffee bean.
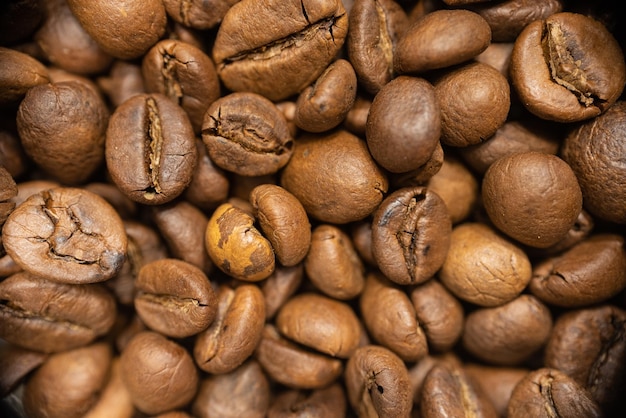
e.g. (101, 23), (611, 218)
(0, 47), (50, 106)
(345, 345), (412, 418)
(205, 202), (275, 282)
(371, 186), (451, 285)
(267, 383), (346, 418)
(2, 187), (127, 284)
(134, 258), (217, 338)
(0, 271), (116, 353)
(250, 184), (311, 267)
(194, 284), (265, 374)
(212, 0), (349, 101)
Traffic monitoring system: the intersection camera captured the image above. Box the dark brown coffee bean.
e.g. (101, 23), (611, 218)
(142, 39), (221, 133)
(268, 382), (347, 418)
(439, 222), (531, 307)
(467, 0), (564, 42)
(343, 94), (371, 136)
(347, 0), (409, 95)
(411, 279), (464, 352)
(192, 360), (270, 418)
(194, 284), (265, 374)
(276, 292), (361, 358)
(530, 234), (626, 307)
(350, 220), (377, 267)
(507, 368), (602, 418)
(2, 187), (127, 284)
(0, 343), (48, 398)
(250, 184), (311, 267)
(0, 130), (29, 179)
(202, 92), (293, 176)
(544, 305), (626, 410)
(183, 138), (229, 211)
(435, 62), (510, 147)
(474, 41), (514, 76)
(359, 272), (428, 362)
(84, 182), (137, 221)
(212, 0), (348, 101)
(120, 331), (198, 415)
(305, 224), (364, 300)
(394, 9), (491, 74)
(388, 141), (445, 189)
(205, 202), (275, 281)
(152, 200), (213, 274)
(134, 258), (217, 338)
(345, 345), (413, 418)
(0, 166), (17, 228)
(0, 46), (49, 106)
(464, 363), (529, 418)
(371, 186), (451, 285)
(460, 119), (561, 175)
(23, 342), (112, 418)
(510, 12), (626, 123)
(16, 81), (109, 185)
(530, 208), (595, 257)
(106, 93), (197, 205)
(261, 263), (304, 320)
(255, 324), (344, 389)
(561, 100), (626, 224)
(66, 0), (167, 60)
(280, 129), (388, 224)
(426, 154), (478, 224)
(420, 363), (498, 418)
(462, 294), (553, 366)
(294, 59), (357, 133)
(0, 272), (117, 353)
(83, 357), (134, 418)
(35, 0), (113, 75)
(96, 60), (146, 108)
(366, 75), (441, 173)
(163, 0), (239, 30)
(482, 151), (583, 248)
(408, 352), (462, 406)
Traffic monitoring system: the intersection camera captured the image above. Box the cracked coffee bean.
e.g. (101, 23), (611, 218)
(2, 187), (127, 284)
(105, 93), (198, 205)
(212, 0), (348, 101)
(371, 186), (451, 285)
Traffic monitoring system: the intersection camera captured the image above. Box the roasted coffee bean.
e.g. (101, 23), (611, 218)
(462, 294), (553, 366)
(345, 345), (413, 418)
(408, 352), (462, 406)
(134, 258), (217, 338)
(0, 47), (49, 106)
(280, 129), (388, 224)
(84, 182), (137, 221)
(261, 263), (304, 320)
(142, 39), (221, 133)
(192, 360), (270, 418)
(530, 234), (626, 307)
(507, 368), (602, 418)
(395, 9), (491, 74)
(439, 222), (531, 307)
(250, 184), (311, 267)
(105, 93), (198, 205)
(482, 151), (583, 248)
(420, 363), (498, 418)
(276, 292), (361, 358)
(202, 92), (293, 177)
(183, 138), (229, 210)
(294, 58), (357, 133)
(359, 272), (429, 362)
(83, 358), (134, 418)
(544, 305), (626, 410)
(366, 75), (441, 173)
(0, 166), (17, 227)
(163, 0), (239, 30)
(212, 0), (348, 101)
(474, 41), (514, 77)
(23, 342), (112, 418)
(305, 224), (364, 300)
(464, 363), (529, 418)
(66, 0), (167, 60)
(96, 60), (146, 108)
(388, 141), (445, 188)
(0, 130), (29, 179)
(2, 187), (127, 284)
(350, 220), (377, 267)
(0, 343), (47, 398)
(35, 0), (113, 75)
(510, 12), (626, 123)
(255, 324), (344, 389)
(194, 284), (265, 374)
(371, 186), (451, 285)
(561, 100), (626, 224)
(268, 382), (347, 418)
(435, 62), (510, 148)
(410, 278), (464, 353)
(0, 271), (117, 353)
(205, 202), (275, 282)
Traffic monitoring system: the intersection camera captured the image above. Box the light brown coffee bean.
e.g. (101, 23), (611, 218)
(268, 382), (347, 418)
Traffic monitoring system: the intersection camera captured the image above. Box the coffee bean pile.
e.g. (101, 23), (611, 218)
(0, 0), (625, 417)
